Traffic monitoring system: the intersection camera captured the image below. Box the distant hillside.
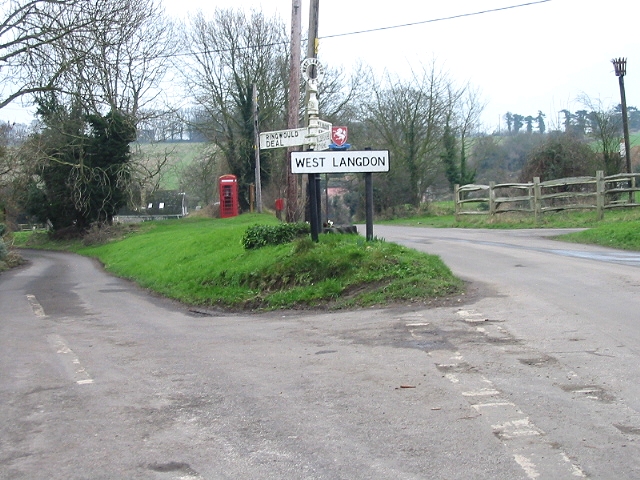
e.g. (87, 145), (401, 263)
(131, 141), (211, 190)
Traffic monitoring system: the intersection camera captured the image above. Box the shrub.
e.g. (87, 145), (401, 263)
(519, 133), (599, 182)
(242, 222), (310, 249)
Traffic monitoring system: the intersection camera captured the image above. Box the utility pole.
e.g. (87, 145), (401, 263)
(286, 0), (302, 222)
(306, 0), (321, 240)
(307, 0), (319, 82)
(252, 83), (262, 213)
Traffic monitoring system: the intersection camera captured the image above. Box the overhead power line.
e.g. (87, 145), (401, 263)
(168, 0), (553, 59)
(319, 0), (552, 40)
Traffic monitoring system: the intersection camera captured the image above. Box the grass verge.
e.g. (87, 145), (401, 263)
(383, 202), (640, 229)
(60, 214), (464, 311)
(381, 202), (640, 251)
(556, 220), (640, 250)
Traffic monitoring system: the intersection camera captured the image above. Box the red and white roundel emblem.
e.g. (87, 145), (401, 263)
(331, 126), (348, 147)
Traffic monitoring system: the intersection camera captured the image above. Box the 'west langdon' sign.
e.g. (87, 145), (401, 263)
(291, 150), (390, 174)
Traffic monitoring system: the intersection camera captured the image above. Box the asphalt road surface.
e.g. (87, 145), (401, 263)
(2, 227), (640, 479)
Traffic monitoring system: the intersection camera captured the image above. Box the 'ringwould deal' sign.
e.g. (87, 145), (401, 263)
(291, 150), (390, 174)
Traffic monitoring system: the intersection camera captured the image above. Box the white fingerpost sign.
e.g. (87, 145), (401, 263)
(259, 127), (310, 149)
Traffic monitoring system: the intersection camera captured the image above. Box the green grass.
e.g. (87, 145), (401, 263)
(380, 201), (640, 251)
(72, 214), (462, 310)
(12, 201), (640, 310)
(383, 201), (640, 230)
(558, 220), (640, 250)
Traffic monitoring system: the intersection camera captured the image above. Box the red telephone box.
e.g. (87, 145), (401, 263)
(219, 174), (239, 218)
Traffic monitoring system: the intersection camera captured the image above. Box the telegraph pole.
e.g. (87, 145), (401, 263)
(252, 83), (262, 213)
(286, 0), (302, 222)
(307, 0), (319, 71)
(306, 0), (321, 240)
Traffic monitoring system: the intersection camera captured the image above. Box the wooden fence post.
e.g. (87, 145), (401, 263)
(596, 170), (605, 220)
(533, 177), (541, 223)
(454, 184), (460, 221)
(489, 181), (496, 217)
(528, 183), (535, 213)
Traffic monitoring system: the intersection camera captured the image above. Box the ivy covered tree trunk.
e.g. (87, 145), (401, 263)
(25, 102), (136, 233)
(85, 110), (137, 225)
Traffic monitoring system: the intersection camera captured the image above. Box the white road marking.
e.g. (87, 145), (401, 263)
(26, 294), (46, 317)
(471, 402), (516, 410)
(513, 454), (540, 479)
(444, 373), (459, 383)
(456, 309), (487, 323)
(492, 418), (542, 439)
(47, 334), (94, 385)
(462, 388), (501, 397)
(432, 310), (588, 479)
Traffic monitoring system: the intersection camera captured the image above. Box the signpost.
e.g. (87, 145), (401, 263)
(291, 150), (390, 174)
(313, 129), (331, 152)
(317, 119), (332, 131)
(259, 127), (309, 149)
(259, 124), (332, 151)
(257, 57), (388, 242)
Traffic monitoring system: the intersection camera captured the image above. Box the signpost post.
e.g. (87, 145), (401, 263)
(291, 149), (390, 241)
(257, 57), (389, 241)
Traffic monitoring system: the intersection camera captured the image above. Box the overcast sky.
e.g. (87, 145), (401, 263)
(162, 0), (639, 132)
(3, 0), (638, 133)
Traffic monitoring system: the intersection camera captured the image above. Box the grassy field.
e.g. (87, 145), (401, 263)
(131, 141), (209, 190)
(31, 214), (461, 311)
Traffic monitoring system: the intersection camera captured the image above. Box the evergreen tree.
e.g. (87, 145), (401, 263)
(441, 121), (476, 190)
(504, 112), (513, 133)
(525, 116), (534, 134)
(513, 114), (524, 134)
(440, 122), (459, 190)
(25, 99), (136, 232)
(536, 111), (546, 134)
(85, 110), (137, 225)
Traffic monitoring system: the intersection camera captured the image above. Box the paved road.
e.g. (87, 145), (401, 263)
(1, 229), (640, 479)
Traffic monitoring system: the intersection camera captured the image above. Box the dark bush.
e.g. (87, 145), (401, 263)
(519, 133), (599, 182)
(242, 222), (310, 250)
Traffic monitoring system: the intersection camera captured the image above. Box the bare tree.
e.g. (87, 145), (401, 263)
(179, 8), (290, 210)
(318, 61), (371, 122)
(9, 0), (179, 231)
(578, 95), (624, 176)
(455, 85), (485, 184)
(178, 146), (221, 207)
(362, 63), (453, 206)
(27, 0), (176, 121)
(0, 0), (129, 110)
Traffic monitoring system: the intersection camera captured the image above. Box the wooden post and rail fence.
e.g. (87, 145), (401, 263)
(454, 171), (640, 222)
